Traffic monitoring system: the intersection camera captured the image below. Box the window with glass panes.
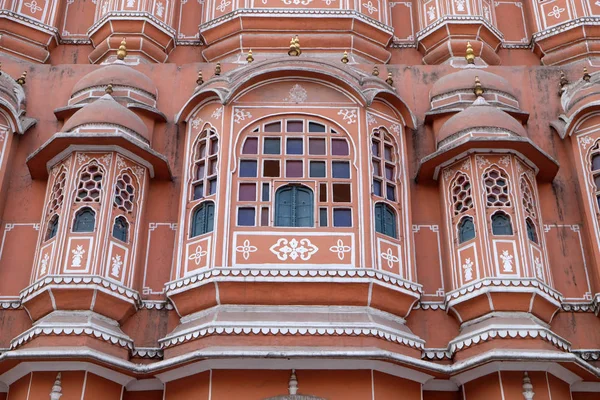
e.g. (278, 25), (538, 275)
(190, 128), (219, 201)
(590, 145), (600, 213)
(237, 117), (353, 228)
(371, 128), (398, 201)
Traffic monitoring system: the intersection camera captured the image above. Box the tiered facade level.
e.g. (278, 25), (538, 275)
(0, 1), (599, 400)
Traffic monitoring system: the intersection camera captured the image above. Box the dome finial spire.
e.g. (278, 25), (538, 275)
(50, 372), (63, 400)
(474, 76), (484, 97)
(117, 38), (127, 61)
(105, 83), (113, 95)
(466, 41), (475, 65)
(16, 71), (27, 86)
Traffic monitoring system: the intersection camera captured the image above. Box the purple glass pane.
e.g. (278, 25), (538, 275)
(287, 138), (303, 155)
(237, 208), (255, 226)
(239, 183), (256, 201)
(333, 209), (352, 227)
(309, 138), (326, 155)
(373, 180), (382, 196)
(209, 178), (217, 195)
(371, 140), (379, 157)
(195, 163), (205, 180)
(210, 139), (219, 155)
(286, 160), (303, 178)
(242, 138), (258, 154)
(261, 207), (269, 226)
(332, 161), (350, 179)
(385, 165), (394, 180)
(386, 184), (396, 201)
(240, 160), (257, 177)
(193, 184), (204, 200)
(264, 122), (282, 132)
(287, 121), (303, 132)
(384, 145), (393, 161)
(331, 139), (349, 156)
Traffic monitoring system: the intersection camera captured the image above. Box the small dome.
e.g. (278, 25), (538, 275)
(430, 69), (515, 100)
(62, 94), (150, 141)
(71, 64), (157, 97)
(437, 97), (526, 146)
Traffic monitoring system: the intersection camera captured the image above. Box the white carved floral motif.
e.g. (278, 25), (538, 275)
(534, 256), (543, 279)
(236, 239), (258, 260)
(40, 253), (50, 275)
(362, 1), (378, 14)
(462, 258), (474, 281)
(500, 250), (514, 272)
(366, 113), (377, 125)
(475, 155), (490, 169)
(270, 238), (318, 261)
(338, 109), (357, 124)
(191, 117), (203, 130)
(284, 84), (308, 103)
(427, 6), (436, 21)
(111, 255), (123, 277)
(454, 0), (465, 11)
(234, 109), (252, 124)
(216, 0), (231, 12)
(24, 0), (42, 13)
(380, 248), (400, 269)
(391, 124), (401, 135)
(329, 239), (351, 261)
(188, 245), (208, 266)
(155, 1), (165, 17)
(579, 136), (594, 149)
(212, 106), (224, 120)
(483, 5), (490, 20)
(461, 159), (471, 171)
(499, 155), (511, 167)
(71, 245), (85, 268)
(126, 0), (136, 7)
(547, 5), (565, 19)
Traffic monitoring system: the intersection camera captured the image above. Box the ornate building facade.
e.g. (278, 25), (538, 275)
(0, 0), (598, 399)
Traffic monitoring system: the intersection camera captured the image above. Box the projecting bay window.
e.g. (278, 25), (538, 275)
(236, 117), (353, 228)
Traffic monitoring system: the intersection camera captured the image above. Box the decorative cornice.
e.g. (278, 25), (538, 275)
(446, 278), (563, 308)
(20, 275), (141, 305)
(532, 17), (600, 42)
(562, 302), (596, 313)
(199, 8), (394, 36)
(165, 267), (423, 296)
(159, 321), (426, 350)
(414, 302), (446, 311)
(572, 349), (600, 361)
(132, 347), (164, 359)
(422, 348), (452, 360)
(0, 300), (21, 310)
(0, 10), (59, 39)
(139, 300), (174, 310)
(416, 16), (503, 43)
(88, 12), (176, 39)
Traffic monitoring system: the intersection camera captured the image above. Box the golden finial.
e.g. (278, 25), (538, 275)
(117, 38), (127, 61)
(215, 62), (222, 76)
(474, 76), (484, 97)
(372, 65), (379, 76)
(341, 51), (349, 64)
(0, 62), (3, 75)
(196, 70), (204, 85)
(288, 36), (301, 56)
(559, 70), (569, 95)
(16, 71), (26, 85)
(246, 49), (254, 63)
(294, 35), (301, 56)
(105, 83), (113, 95)
(583, 66), (591, 82)
(385, 72), (393, 86)
(466, 41), (475, 65)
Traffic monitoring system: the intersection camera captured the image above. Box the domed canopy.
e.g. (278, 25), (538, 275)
(430, 69), (516, 101)
(437, 97), (526, 147)
(71, 64), (157, 97)
(62, 94), (149, 141)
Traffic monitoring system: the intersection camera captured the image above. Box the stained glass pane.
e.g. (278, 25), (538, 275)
(263, 160), (280, 177)
(265, 122), (282, 132)
(333, 209), (352, 227)
(309, 122), (326, 132)
(333, 183), (351, 202)
(331, 139), (349, 156)
(239, 183), (256, 201)
(287, 121), (303, 132)
(310, 161), (326, 178)
(286, 160), (303, 178)
(240, 160), (257, 177)
(332, 161), (350, 179)
(238, 207), (255, 226)
(264, 138), (281, 155)
(309, 138), (326, 155)
(242, 138), (258, 154)
(287, 138), (303, 155)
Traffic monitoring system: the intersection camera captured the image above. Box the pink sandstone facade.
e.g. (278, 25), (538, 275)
(0, 0), (598, 399)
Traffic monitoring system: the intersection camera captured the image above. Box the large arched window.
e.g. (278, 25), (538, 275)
(114, 172), (136, 213)
(491, 211), (513, 235)
(191, 201), (215, 237)
(275, 185), (314, 227)
(521, 176), (539, 244)
(75, 163), (103, 203)
(451, 173), (473, 215)
(526, 218), (538, 243)
(458, 216), (475, 243)
(371, 128), (397, 201)
(484, 168), (511, 207)
(237, 117), (352, 228)
(45, 214), (59, 241)
(73, 207), (96, 232)
(112, 216), (129, 242)
(191, 127), (218, 201)
(374, 203), (397, 238)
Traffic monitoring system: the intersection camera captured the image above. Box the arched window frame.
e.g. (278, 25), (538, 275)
(45, 214), (60, 241)
(72, 206), (96, 233)
(451, 172), (473, 216)
(190, 126), (219, 202)
(374, 202), (397, 239)
(74, 161), (105, 204)
(526, 217), (538, 244)
(483, 167), (512, 208)
(520, 175), (540, 244)
(371, 127), (400, 202)
(190, 201), (215, 238)
(274, 184), (315, 228)
(490, 210), (513, 236)
(457, 215), (476, 244)
(236, 116), (353, 228)
(112, 215), (129, 242)
(47, 165), (68, 216)
(589, 143), (600, 215)
(113, 170), (137, 214)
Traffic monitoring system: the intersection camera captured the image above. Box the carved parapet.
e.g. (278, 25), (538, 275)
(0, 2), (62, 63)
(87, 1), (176, 63)
(198, 2), (395, 63)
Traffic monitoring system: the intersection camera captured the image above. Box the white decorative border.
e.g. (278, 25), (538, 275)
(63, 237), (93, 274)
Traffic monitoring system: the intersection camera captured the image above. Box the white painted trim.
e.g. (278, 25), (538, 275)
(422, 379), (459, 391)
(125, 378), (164, 391)
(571, 381), (600, 392)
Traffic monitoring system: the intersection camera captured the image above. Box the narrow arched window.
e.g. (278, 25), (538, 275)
(275, 185), (314, 227)
(526, 218), (538, 243)
(191, 201), (215, 237)
(484, 168), (511, 207)
(458, 216), (475, 243)
(112, 216), (129, 242)
(45, 214), (59, 241)
(374, 203), (397, 238)
(73, 207), (96, 232)
(491, 212), (513, 235)
(191, 128), (219, 200)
